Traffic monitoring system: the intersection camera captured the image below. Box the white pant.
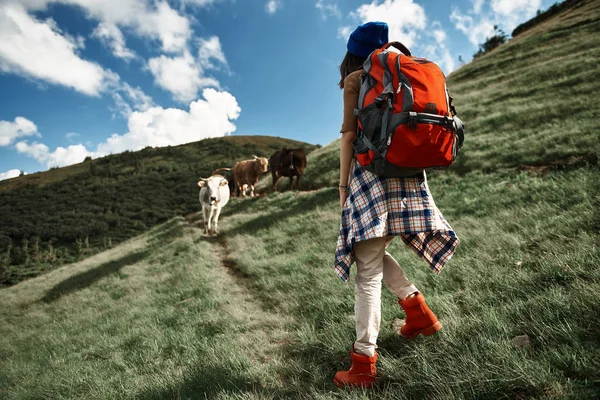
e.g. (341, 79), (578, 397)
(353, 236), (418, 357)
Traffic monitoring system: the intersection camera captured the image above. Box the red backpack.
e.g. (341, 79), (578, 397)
(353, 42), (464, 177)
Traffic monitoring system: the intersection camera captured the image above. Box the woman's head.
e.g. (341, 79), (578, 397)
(338, 52), (366, 89)
(339, 21), (389, 89)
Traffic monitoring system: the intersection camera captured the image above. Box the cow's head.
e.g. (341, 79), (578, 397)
(198, 176), (228, 205)
(280, 148), (295, 169)
(253, 155), (269, 174)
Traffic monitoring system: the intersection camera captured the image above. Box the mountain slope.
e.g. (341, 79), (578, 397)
(265, 0), (600, 190)
(0, 135), (318, 285)
(449, 0), (599, 173)
(1, 1), (599, 399)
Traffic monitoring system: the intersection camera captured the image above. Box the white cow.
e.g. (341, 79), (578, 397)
(198, 175), (230, 236)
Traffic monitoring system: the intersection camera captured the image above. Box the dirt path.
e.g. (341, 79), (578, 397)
(185, 214), (295, 372)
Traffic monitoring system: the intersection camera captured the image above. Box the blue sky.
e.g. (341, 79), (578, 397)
(0, 0), (555, 180)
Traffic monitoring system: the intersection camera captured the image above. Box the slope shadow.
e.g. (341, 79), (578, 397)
(136, 362), (297, 399)
(224, 188), (337, 236)
(220, 194), (272, 216)
(40, 250), (148, 303)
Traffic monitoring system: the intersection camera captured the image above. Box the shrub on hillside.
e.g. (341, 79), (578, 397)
(474, 25), (508, 58)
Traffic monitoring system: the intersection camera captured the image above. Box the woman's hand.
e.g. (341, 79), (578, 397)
(339, 187), (349, 211)
(339, 131), (355, 212)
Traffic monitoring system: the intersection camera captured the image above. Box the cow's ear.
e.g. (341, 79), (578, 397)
(197, 180), (207, 187)
(219, 179), (228, 187)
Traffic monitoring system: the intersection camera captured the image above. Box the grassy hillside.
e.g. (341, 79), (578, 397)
(255, 138), (341, 193)
(1, 1), (599, 399)
(448, 0), (599, 174)
(1, 171), (597, 399)
(0, 136), (318, 286)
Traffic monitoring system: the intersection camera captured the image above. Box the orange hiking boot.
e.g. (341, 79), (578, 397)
(333, 350), (377, 388)
(399, 292), (442, 338)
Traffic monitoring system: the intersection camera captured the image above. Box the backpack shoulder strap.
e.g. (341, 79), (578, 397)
(381, 41), (411, 56)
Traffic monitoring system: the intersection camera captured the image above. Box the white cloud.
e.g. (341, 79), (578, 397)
(425, 24), (455, 73)
(338, 26), (352, 40)
(13, 89), (240, 169)
(148, 51), (219, 103)
(352, 0), (427, 49)
(65, 132), (80, 142)
(14, 0), (192, 54)
(122, 84), (153, 109)
(16, 141), (96, 168)
(134, 1), (191, 53)
(472, 0), (484, 14)
(452, 0), (542, 48)
(316, 0), (341, 20)
(92, 22), (136, 61)
(450, 10), (495, 46)
(346, 1), (455, 73)
(111, 83), (155, 118)
(45, 144), (95, 167)
(265, 0), (282, 15)
(15, 141), (50, 162)
(0, 169), (22, 181)
(491, 0), (541, 18)
(111, 93), (133, 118)
(181, 0), (219, 7)
(420, 44), (455, 75)
(97, 88), (241, 154)
(491, 0), (541, 30)
(198, 36), (227, 69)
(0, 116), (39, 146)
(1, 0), (229, 108)
(0, 3), (115, 96)
(433, 29), (446, 44)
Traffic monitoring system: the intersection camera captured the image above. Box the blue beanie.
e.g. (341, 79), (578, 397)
(347, 22), (389, 58)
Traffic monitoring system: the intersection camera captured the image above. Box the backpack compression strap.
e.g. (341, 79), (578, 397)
(356, 110), (459, 161)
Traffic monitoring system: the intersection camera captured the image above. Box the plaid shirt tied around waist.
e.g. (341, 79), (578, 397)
(334, 162), (459, 283)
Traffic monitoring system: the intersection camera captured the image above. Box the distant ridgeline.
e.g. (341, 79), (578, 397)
(512, 0), (586, 37)
(0, 136), (318, 286)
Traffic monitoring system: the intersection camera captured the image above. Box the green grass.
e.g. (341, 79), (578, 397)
(219, 166), (600, 399)
(0, 135), (317, 286)
(448, 0), (600, 174)
(255, 138), (341, 194)
(1, 1), (600, 398)
(1, 166), (598, 398)
(0, 218), (295, 399)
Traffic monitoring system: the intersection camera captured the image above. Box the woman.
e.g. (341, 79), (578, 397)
(333, 21), (460, 388)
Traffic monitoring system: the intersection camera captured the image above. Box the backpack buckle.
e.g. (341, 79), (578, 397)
(444, 116), (454, 130)
(374, 93), (392, 108)
(408, 112), (418, 130)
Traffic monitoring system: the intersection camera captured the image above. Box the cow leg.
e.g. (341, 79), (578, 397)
(289, 176), (294, 191)
(271, 170), (278, 191)
(208, 207), (215, 235)
(203, 206), (210, 235)
(212, 206), (222, 235)
(249, 184), (255, 197)
(273, 176), (283, 192)
(296, 174), (302, 190)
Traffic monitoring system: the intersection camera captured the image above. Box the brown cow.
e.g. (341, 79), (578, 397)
(230, 156), (269, 197)
(269, 148), (307, 191)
